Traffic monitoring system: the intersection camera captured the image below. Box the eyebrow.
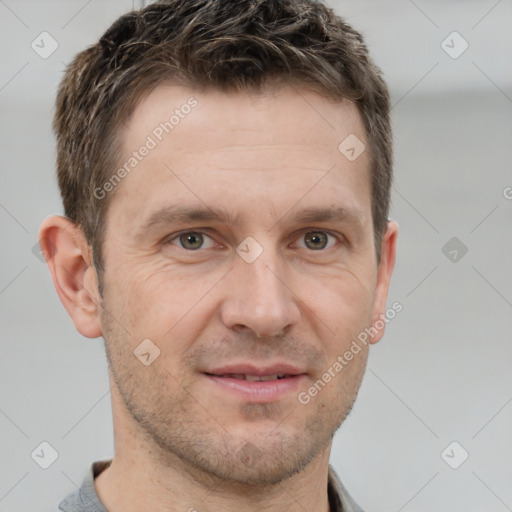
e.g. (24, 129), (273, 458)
(142, 205), (243, 231)
(291, 206), (364, 226)
(138, 204), (365, 236)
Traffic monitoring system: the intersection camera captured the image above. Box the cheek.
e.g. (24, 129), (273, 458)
(102, 262), (222, 357)
(300, 268), (376, 344)
(100, 265), (164, 351)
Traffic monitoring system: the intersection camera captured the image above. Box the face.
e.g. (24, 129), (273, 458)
(97, 83), (394, 485)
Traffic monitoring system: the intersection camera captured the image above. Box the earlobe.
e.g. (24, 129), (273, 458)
(38, 215), (103, 339)
(369, 219), (399, 344)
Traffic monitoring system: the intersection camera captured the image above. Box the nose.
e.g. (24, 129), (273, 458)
(219, 246), (300, 338)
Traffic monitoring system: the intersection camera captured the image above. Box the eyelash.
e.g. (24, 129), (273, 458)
(165, 229), (345, 252)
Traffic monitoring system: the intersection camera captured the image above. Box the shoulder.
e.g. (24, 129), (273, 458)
(328, 464), (365, 512)
(57, 459), (111, 512)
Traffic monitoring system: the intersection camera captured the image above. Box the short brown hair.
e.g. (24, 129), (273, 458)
(53, 0), (392, 278)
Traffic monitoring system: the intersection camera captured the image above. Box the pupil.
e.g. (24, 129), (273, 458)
(181, 232), (202, 249)
(306, 232), (327, 250)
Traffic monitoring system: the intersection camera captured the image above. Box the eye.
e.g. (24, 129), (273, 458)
(296, 231), (338, 251)
(169, 231), (216, 251)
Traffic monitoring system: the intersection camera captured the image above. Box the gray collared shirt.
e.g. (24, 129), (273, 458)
(58, 459), (364, 512)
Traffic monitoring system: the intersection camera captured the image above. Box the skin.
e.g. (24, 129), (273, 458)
(40, 83), (398, 512)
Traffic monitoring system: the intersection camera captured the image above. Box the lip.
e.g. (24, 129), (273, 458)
(202, 362), (307, 403)
(206, 363), (305, 377)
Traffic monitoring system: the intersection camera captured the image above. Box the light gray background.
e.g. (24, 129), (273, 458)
(1, 1), (511, 511)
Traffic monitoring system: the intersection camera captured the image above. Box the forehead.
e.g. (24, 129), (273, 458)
(123, 83), (366, 150)
(108, 83), (371, 228)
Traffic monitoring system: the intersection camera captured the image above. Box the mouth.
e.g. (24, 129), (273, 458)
(204, 373), (291, 381)
(202, 364), (307, 402)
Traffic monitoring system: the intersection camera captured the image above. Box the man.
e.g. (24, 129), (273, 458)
(39, 0), (398, 510)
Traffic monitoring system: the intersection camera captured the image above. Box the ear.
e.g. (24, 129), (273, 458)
(368, 219), (399, 344)
(38, 215), (103, 338)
